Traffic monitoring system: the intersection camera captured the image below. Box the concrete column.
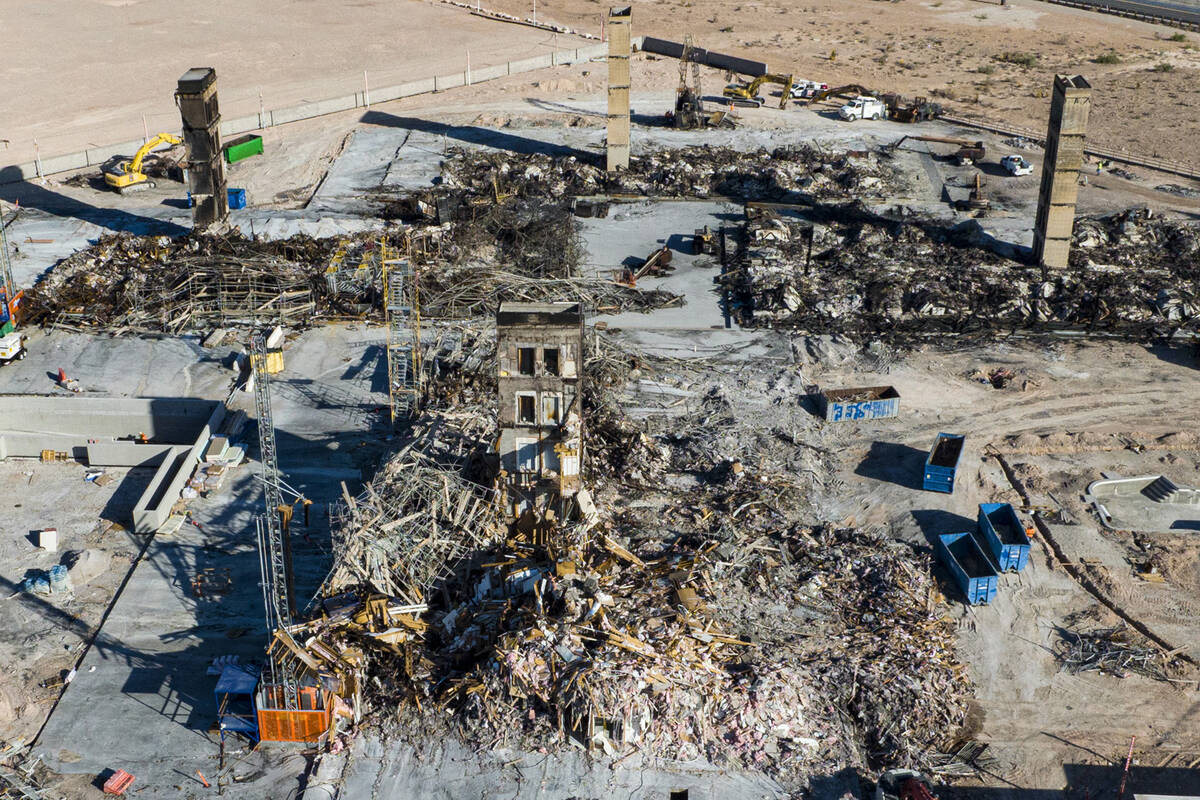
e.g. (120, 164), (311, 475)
(177, 68), (229, 230)
(605, 7), (631, 173)
(1033, 74), (1091, 269)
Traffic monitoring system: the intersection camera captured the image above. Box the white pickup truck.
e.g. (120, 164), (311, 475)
(839, 96), (886, 121)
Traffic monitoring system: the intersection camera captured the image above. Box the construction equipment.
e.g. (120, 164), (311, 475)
(693, 225), (717, 255)
(102, 132), (182, 193)
(0, 203), (22, 336)
(881, 92), (942, 122)
(955, 172), (990, 211)
(886, 135), (986, 165)
(807, 84), (876, 105)
(0, 332), (26, 365)
(618, 245), (674, 286)
(250, 332), (298, 716)
(722, 73), (795, 109)
(673, 35), (706, 130)
(839, 96), (887, 121)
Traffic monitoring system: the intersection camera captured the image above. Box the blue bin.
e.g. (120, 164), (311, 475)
(924, 433), (965, 493)
(977, 502), (1031, 572)
(227, 188), (247, 209)
(937, 531), (999, 605)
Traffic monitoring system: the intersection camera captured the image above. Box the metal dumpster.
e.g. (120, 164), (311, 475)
(818, 385), (900, 423)
(977, 502), (1030, 572)
(936, 531), (999, 605)
(224, 134), (264, 164)
(924, 432), (965, 493)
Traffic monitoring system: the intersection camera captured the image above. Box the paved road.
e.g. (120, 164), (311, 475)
(1036, 0), (1200, 26)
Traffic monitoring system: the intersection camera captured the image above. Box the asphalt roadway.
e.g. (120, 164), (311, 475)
(1034, 0), (1200, 26)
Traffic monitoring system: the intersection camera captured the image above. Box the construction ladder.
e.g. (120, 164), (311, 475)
(381, 238), (421, 426)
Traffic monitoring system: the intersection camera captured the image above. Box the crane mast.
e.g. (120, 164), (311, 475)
(250, 333), (297, 707)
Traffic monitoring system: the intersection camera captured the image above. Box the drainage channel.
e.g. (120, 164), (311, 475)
(989, 450), (1198, 669)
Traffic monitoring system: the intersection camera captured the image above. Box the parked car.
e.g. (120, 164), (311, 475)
(1001, 154), (1033, 176)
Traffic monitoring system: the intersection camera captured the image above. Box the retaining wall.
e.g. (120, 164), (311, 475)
(0, 396), (226, 533)
(132, 401), (225, 533)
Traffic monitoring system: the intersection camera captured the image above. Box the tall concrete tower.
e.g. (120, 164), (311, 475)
(606, 6), (632, 173)
(177, 68), (229, 230)
(1032, 75), (1091, 269)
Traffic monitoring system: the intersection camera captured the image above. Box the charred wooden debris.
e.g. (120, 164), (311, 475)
(1055, 624), (1172, 681)
(724, 206), (1200, 341)
(274, 327), (972, 784)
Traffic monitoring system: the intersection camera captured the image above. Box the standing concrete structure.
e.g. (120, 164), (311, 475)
(1033, 74), (1091, 269)
(495, 302), (584, 517)
(606, 6), (632, 172)
(177, 67), (228, 230)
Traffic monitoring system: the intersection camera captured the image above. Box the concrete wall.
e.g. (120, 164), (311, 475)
(1, 40), (631, 184)
(131, 401), (225, 533)
(0, 396), (225, 534)
(0, 396), (219, 444)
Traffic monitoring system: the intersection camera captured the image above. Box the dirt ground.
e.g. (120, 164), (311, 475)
(4, 0), (1200, 172)
(799, 337), (1200, 793)
(481, 0), (1200, 166)
(0, 0), (590, 166)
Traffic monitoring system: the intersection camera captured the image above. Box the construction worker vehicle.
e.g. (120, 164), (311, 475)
(886, 135), (987, 166)
(1001, 154), (1034, 176)
(790, 80), (828, 100)
(880, 93), (942, 122)
(102, 132), (183, 194)
(0, 332), (26, 365)
(839, 96), (887, 121)
(722, 73), (795, 109)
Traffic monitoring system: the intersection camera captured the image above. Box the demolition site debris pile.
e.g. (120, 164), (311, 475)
(727, 207), (1200, 340)
(288, 331), (971, 782)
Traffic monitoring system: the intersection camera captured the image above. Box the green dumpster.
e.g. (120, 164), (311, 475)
(224, 134), (264, 164)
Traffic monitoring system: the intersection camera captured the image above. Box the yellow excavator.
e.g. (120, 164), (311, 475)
(103, 132), (182, 193)
(722, 73), (795, 109)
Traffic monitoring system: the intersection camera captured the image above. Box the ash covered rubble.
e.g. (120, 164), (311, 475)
(426, 143), (901, 203)
(728, 206), (1200, 340)
(286, 328), (972, 786)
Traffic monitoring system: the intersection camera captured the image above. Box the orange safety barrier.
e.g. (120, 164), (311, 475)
(103, 769), (136, 795)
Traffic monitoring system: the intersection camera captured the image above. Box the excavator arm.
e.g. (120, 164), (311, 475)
(104, 132), (183, 192)
(808, 84), (875, 105)
(128, 133), (183, 176)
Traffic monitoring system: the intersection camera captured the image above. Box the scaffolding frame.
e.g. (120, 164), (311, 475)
(381, 237), (421, 425)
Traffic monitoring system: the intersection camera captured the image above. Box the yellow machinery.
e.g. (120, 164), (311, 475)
(807, 84), (875, 105)
(103, 132), (182, 193)
(722, 73), (794, 109)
